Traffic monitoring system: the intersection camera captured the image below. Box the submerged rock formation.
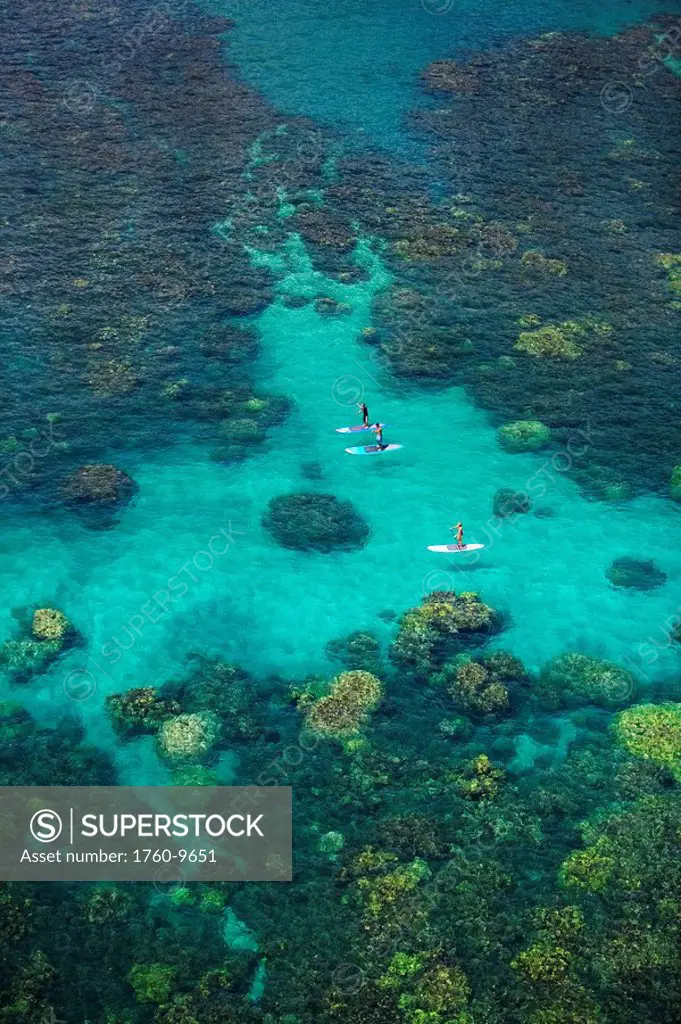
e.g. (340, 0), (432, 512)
(61, 464), (138, 507)
(606, 556), (667, 591)
(263, 492), (370, 552)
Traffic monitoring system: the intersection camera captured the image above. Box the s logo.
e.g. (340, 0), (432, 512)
(30, 809), (63, 843)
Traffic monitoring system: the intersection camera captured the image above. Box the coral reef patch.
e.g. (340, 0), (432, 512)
(263, 492), (370, 552)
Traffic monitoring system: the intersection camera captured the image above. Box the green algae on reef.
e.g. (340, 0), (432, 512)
(348, 23), (681, 501)
(0, 606), (76, 684)
(497, 420), (552, 454)
(2, 630), (681, 1022)
(2, 1), (681, 1022)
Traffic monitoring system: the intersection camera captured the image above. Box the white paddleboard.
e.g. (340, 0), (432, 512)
(336, 423), (388, 434)
(427, 543), (485, 553)
(345, 443), (403, 456)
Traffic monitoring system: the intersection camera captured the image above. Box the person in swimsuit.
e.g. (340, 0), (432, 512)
(358, 401), (369, 427)
(372, 424), (388, 450)
(450, 521), (464, 549)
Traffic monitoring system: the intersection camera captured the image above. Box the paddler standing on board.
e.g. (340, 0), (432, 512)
(358, 401), (369, 427)
(372, 424), (388, 451)
(450, 521), (464, 549)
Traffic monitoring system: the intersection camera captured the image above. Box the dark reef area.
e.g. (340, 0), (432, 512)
(2, 1), (681, 508)
(1, 1), (681, 1022)
(2, 599), (681, 1023)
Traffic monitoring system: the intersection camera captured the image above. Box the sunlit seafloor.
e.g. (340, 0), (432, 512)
(1, 0), (681, 1020)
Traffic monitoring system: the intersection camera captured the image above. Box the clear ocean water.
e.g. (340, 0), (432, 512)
(3, 0), (681, 1019)
(219, 0), (679, 148)
(11, 229), (681, 763)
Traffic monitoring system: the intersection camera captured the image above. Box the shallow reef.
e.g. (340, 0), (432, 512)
(105, 658), (266, 761)
(199, 323), (260, 364)
(497, 419), (552, 454)
(0, 606), (76, 683)
(613, 702), (681, 779)
(304, 669), (384, 739)
(0, 0), (310, 513)
(60, 464), (138, 528)
(341, 23), (681, 500)
(2, 600), (681, 1023)
(61, 464), (138, 505)
(167, 656), (264, 743)
(391, 590), (502, 679)
(197, 386), (293, 462)
(262, 492), (370, 552)
(157, 711), (222, 764)
(0, 701), (115, 786)
(435, 650), (529, 720)
(514, 317), (613, 361)
(493, 488), (532, 519)
(2, 3), (681, 1024)
(106, 686), (181, 738)
(325, 630), (383, 675)
(537, 652), (636, 709)
(605, 556), (667, 591)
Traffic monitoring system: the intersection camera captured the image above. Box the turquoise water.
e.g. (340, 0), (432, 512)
(218, 0), (678, 149)
(8, 233), (681, 773)
(2, 0), (678, 765)
(4, 2), (681, 1019)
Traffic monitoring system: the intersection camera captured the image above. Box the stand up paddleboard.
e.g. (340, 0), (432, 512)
(345, 444), (403, 456)
(427, 543), (485, 553)
(336, 423), (388, 434)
